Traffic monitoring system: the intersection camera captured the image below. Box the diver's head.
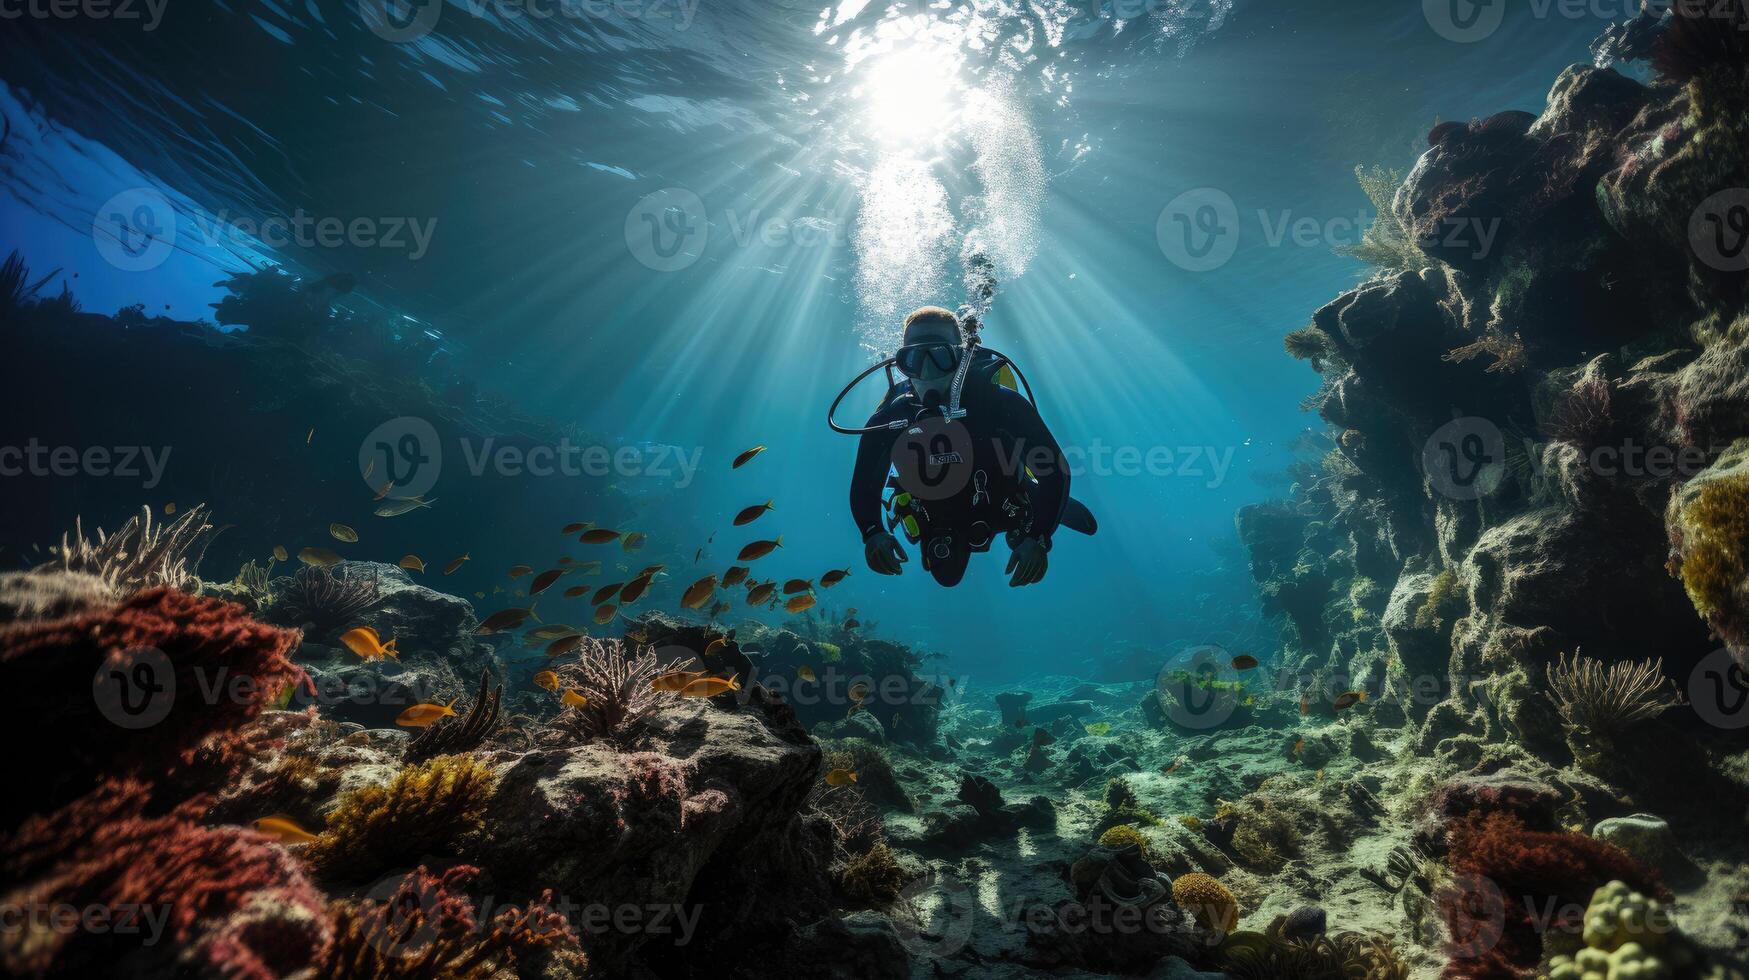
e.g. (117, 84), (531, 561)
(897, 306), (964, 398)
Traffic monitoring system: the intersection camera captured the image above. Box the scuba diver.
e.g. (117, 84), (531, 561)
(831, 306), (1097, 587)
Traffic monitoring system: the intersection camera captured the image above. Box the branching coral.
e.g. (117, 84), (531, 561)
(305, 755), (498, 880)
(1335, 164), (1429, 273)
(35, 504), (217, 596)
(1444, 332), (1527, 373)
(546, 638), (686, 744)
(1544, 651), (1682, 735)
(837, 842), (914, 908)
(271, 563), (382, 634)
(0, 585), (305, 822)
(319, 865), (578, 980)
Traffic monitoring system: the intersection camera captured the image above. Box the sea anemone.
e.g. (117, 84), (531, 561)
(270, 563), (382, 635)
(545, 638), (686, 745)
(1544, 651), (1683, 735)
(35, 504), (216, 596)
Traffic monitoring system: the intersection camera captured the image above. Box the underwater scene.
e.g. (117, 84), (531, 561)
(4, 0), (1749, 977)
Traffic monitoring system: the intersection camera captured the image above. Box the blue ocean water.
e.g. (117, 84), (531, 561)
(0, 0), (1613, 678)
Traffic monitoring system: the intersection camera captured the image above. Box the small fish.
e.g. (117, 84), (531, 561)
(164, 502), (176, 515)
(722, 565), (750, 586)
(621, 532), (647, 551)
(529, 569), (564, 595)
(534, 670), (560, 692)
(298, 546), (343, 568)
(798, 666), (817, 682)
(592, 583), (625, 606)
(848, 681), (870, 702)
(398, 554), (426, 573)
(704, 636), (729, 656)
(306, 427), (314, 445)
(650, 669), (709, 693)
(1333, 691), (1367, 711)
(375, 480), (396, 501)
(824, 768), (858, 787)
(619, 574), (653, 605)
(694, 548), (703, 564)
(737, 536), (783, 562)
(329, 523), (359, 543)
(475, 591), (485, 599)
(572, 560), (604, 574)
(820, 568), (851, 588)
(527, 624), (579, 640)
(682, 575), (717, 610)
(560, 688), (588, 708)
(733, 501), (774, 526)
(580, 529), (622, 545)
(562, 522), (590, 534)
(679, 675), (741, 698)
(395, 699), (458, 728)
(1292, 738), (1304, 757)
(843, 618), (861, 630)
(783, 578), (813, 595)
(746, 583), (776, 605)
(337, 630), (400, 661)
(272, 545), (289, 562)
(375, 496), (436, 517)
(593, 604), (618, 625)
(1299, 695), (1311, 716)
(546, 633), (587, 658)
(509, 565), (534, 579)
(639, 564), (666, 576)
(253, 815), (320, 845)
(475, 605), (538, 634)
(444, 553), (471, 576)
(564, 585), (590, 599)
(1164, 760), (1181, 775)
(785, 594), (817, 614)
(732, 445), (766, 468)
(1231, 654), (1259, 670)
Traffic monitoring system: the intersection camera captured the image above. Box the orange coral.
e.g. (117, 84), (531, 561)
(1172, 871), (1238, 933)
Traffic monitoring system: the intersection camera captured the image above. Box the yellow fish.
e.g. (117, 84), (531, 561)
(395, 699), (457, 728)
(340, 626), (398, 662)
(298, 546), (343, 568)
(329, 523), (359, 543)
(824, 768), (858, 787)
(798, 666), (817, 683)
(560, 688), (588, 708)
(704, 637), (729, 656)
(443, 553), (471, 575)
(622, 532), (647, 551)
(650, 669), (709, 693)
(164, 502), (176, 515)
(678, 676), (741, 698)
(534, 670), (560, 692)
(398, 554), (425, 573)
(253, 814), (321, 845)
(785, 594), (817, 614)
(272, 545), (289, 562)
(736, 536), (783, 562)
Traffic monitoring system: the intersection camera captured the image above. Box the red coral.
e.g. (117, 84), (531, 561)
(0, 778), (330, 978)
(0, 587), (305, 821)
(1436, 811), (1666, 978)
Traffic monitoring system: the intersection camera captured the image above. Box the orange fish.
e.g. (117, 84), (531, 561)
(732, 445), (766, 468)
(705, 637), (729, 656)
(678, 676), (741, 698)
(564, 585), (590, 598)
(443, 553), (470, 575)
(509, 565), (534, 579)
(534, 670), (560, 692)
(820, 568), (851, 588)
(722, 565), (750, 586)
(798, 666), (817, 683)
(783, 579), (813, 595)
(746, 582), (776, 605)
(736, 536), (783, 562)
(1333, 691), (1367, 711)
(395, 699), (457, 728)
(253, 814), (321, 845)
(733, 501), (774, 526)
(1292, 738), (1304, 757)
(545, 634), (587, 658)
(340, 626), (398, 662)
(580, 529), (622, 545)
(560, 688), (588, 708)
(1164, 760), (1181, 775)
(682, 575), (717, 610)
(785, 594), (817, 614)
(650, 669), (709, 693)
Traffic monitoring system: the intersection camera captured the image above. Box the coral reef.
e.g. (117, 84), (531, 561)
(1544, 651), (1683, 734)
(544, 638), (686, 744)
(304, 754), (498, 879)
(1172, 871), (1239, 933)
(35, 504), (216, 596)
(403, 668), (501, 763)
(268, 563), (382, 636)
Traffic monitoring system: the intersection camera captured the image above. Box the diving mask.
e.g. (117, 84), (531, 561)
(895, 342), (962, 379)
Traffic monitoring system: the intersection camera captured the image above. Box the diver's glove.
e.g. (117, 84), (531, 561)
(864, 530), (908, 576)
(1006, 536), (1048, 587)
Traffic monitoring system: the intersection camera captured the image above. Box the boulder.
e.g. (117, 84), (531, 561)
(1592, 813), (1702, 885)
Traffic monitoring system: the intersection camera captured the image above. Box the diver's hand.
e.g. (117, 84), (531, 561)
(864, 531), (907, 575)
(1006, 537), (1048, 587)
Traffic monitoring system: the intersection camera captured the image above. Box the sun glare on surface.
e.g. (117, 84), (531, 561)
(855, 41), (965, 145)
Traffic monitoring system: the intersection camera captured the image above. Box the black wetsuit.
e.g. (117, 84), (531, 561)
(849, 375), (1069, 586)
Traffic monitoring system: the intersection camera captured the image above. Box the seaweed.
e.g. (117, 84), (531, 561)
(305, 755), (498, 880)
